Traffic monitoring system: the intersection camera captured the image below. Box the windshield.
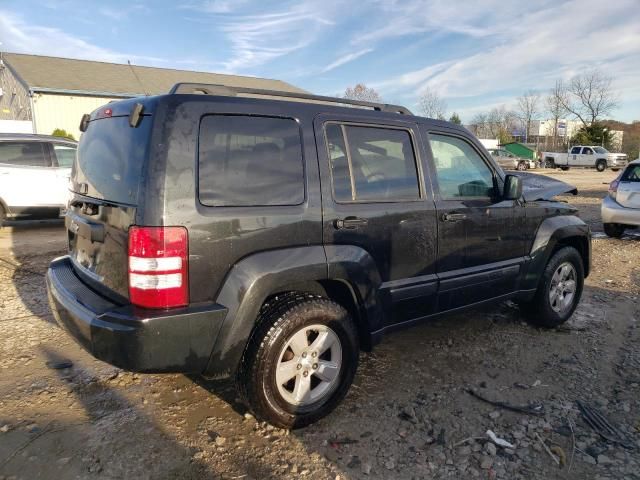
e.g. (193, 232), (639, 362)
(594, 147), (609, 154)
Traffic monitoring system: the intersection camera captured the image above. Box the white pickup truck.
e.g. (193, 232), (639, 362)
(542, 146), (628, 172)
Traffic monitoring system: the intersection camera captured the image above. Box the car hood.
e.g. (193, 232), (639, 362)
(512, 171), (578, 201)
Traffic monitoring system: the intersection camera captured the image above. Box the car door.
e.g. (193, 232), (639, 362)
(491, 150), (508, 169)
(315, 115), (439, 327)
(616, 163), (640, 208)
(581, 147), (595, 167)
(569, 146), (581, 166)
(0, 141), (53, 209)
(49, 142), (76, 207)
(503, 150), (519, 170)
(423, 129), (526, 311)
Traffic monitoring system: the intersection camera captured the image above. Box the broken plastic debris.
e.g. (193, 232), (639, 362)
(486, 430), (515, 449)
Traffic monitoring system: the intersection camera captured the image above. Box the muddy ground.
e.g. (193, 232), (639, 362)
(0, 169), (638, 480)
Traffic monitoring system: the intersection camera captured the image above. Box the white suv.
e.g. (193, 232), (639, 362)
(0, 134), (76, 223)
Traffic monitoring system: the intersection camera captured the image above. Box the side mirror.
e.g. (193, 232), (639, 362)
(503, 174), (522, 200)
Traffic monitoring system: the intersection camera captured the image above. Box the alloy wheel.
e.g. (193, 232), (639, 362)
(275, 324), (342, 406)
(549, 262), (577, 313)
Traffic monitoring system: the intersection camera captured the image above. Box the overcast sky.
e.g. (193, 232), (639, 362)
(1, 0), (639, 122)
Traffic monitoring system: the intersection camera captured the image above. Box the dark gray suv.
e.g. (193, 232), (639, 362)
(47, 83), (590, 428)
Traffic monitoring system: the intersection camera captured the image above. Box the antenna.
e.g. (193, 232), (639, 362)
(127, 60), (149, 96)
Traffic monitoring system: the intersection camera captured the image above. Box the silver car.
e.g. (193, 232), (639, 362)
(487, 148), (531, 171)
(601, 159), (640, 237)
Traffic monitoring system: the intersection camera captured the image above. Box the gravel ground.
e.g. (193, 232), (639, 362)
(1, 169), (639, 480)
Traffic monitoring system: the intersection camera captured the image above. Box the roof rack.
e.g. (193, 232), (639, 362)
(168, 82), (413, 115)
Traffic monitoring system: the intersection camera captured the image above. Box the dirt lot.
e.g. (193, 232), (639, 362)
(1, 169), (639, 480)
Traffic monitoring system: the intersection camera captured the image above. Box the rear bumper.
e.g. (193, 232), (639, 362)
(46, 256), (228, 373)
(601, 196), (640, 226)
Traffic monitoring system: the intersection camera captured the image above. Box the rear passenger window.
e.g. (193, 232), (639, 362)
(325, 124), (420, 202)
(570, 146), (581, 154)
(198, 116), (304, 207)
(0, 142), (48, 167)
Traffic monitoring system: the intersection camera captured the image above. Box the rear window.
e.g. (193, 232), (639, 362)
(198, 115), (304, 207)
(621, 164), (640, 182)
(74, 116), (151, 204)
(0, 142), (48, 167)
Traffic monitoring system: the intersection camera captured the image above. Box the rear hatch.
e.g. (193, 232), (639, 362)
(68, 101), (153, 301)
(616, 163), (640, 209)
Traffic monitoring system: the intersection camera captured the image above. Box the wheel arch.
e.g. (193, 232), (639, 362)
(554, 235), (590, 277)
(523, 215), (591, 291)
(203, 245), (383, 378)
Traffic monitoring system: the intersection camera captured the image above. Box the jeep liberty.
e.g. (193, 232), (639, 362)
(47, 83), (591, 428)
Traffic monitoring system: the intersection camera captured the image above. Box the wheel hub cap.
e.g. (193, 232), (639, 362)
(275, 324), (342, 407)
(549, 262), (577, 313)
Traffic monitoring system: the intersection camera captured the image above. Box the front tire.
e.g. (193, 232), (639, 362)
(604, 223), (625, 238)
(522, 247), (584, 328)
(237, 293), (359, 429)
(596, 160), (607, 172)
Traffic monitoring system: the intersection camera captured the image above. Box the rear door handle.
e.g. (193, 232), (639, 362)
(334, 216), (368, 229)
(441, 213), (467, 222)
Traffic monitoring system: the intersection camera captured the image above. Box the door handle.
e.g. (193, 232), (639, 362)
(441, 213), (467, 222)
(334, 216), (368, 229)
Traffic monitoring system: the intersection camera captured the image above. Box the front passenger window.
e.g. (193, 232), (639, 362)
(429, 134), (495, 199)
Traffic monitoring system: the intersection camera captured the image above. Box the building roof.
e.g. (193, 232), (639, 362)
(2, 52), (306, 97)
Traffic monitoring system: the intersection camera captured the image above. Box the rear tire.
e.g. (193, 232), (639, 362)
(596, 160), (607, 172)
(560, 166), (570, 171)
(0, 205), (5, 229)
(544, 158), (556, 169)
(522, 246), (584, 328)
(517, 161), (527, 171)
(237, 293), (359, 429)
(604, 223), (625, 238)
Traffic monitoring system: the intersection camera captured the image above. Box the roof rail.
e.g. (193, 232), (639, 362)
(168, 82), (413, 115)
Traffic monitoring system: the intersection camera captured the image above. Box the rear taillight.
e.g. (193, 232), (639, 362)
(608, 179), (619, 200)
(128, 226), (188, 309)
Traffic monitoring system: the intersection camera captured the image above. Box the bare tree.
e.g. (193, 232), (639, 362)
(418, 89), (447, 119)
(470, 107), (517, 143)
(469, 113), (488, 137)
(545, 80), (568, 149)
(559, 70), (619, 127)
(516, 90), (540, 143)
(343, 84), (382, 103)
